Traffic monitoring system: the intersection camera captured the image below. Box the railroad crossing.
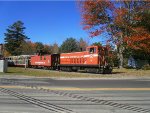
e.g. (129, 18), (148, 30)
(0, 76), (150, 113)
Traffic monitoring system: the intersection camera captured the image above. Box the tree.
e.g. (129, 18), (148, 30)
(4, 21), (29, 55)
(78, 38), (88, 51)
(35, 42), (52, 54)
(3, 50), (11, 57)
(60, 38), (80, 53)
(52, 43), (59, 53)
(92, 42), (102, 46)
(113, 1), (150, 67)
(22, 41), (52, 55)
(21, 41), (36, 55)
(35, 42), (44, 52)
(80, 0), (114, 37)
(43, 44), (52, 54)
(123, 5), (150, 53)
(80, 0), (150, 68)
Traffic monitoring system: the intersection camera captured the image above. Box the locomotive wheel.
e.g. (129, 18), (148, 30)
(96, 68), (104, 74)
(103, 68), (112, 74)
(67, 67), (72, 72)
(43, 67), (47, 70)
(95, 69), (100, 74)
(105, 66), (112, 74)
(72, 67), (78, 72)
(60, 67), (72, 72)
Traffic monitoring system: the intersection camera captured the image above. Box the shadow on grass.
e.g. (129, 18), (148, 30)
(78, 71), (125, 75)
(77, 71), (125, 75)
(5, 71), (23, 73)
(111, 72), (125, 74)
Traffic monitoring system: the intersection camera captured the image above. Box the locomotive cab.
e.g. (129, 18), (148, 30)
(86, 46), (98, 54)
(86, 46), (107, 53)
(86, 46), (112, 73)
(86, 46), (106, 65)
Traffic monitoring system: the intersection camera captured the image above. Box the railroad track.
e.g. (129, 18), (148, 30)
(1, 78), (150, 113)
(0, 87), (76, 113)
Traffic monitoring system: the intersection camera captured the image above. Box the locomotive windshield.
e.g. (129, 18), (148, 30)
(88, 47), (96, 54)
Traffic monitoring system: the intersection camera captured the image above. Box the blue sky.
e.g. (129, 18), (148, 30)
(0, 1), (108, 46)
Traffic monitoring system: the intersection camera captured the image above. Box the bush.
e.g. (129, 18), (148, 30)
(142, 64), (150, 70)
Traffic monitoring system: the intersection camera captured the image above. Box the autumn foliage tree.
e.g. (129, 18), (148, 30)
(34, 42), (53, 54)
(22, 41), (52, 55)
(80, 0), (114, 37)
(21, 41), (36, 55)
(80, 0), (150, 68)
(52, 43), (59, 53)
(113, 1), (150, 52)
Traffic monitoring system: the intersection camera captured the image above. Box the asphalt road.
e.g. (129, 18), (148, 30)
(0, 76), (150, 113)
(1, 77), (150, 88)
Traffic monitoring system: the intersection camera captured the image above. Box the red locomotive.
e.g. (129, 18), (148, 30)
(60, 46), (112, 73)
(7, 46), (112, 74)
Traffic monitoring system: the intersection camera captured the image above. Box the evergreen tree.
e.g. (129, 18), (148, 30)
(92, 42), (102, 46)
(60, 38), (80, 53)
(4, 21), (29, 55)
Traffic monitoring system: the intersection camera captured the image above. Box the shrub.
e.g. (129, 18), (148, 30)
(142, 64), (150, 70)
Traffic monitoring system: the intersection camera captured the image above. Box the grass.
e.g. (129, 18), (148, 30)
(0, 67), (105, 78)
(112, 68), (150, 76)
(0, 67), (150, 78)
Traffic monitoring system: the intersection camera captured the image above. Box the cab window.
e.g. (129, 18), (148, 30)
(89, 47), (96, 54)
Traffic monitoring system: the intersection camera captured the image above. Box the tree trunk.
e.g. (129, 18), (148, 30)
(117, 33), (124, 69)
(118, 46), (124, 68)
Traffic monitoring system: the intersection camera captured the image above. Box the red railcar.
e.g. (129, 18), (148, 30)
(59, 46), (112, 73)
(30, 54), (60, 69)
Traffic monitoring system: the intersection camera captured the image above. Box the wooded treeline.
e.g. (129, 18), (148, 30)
(3, 21), (92, 56)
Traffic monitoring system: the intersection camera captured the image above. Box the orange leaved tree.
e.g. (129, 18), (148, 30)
(80, 0), (150, 68)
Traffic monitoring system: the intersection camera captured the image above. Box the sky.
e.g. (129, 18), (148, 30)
(0, 1), (108, 46)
